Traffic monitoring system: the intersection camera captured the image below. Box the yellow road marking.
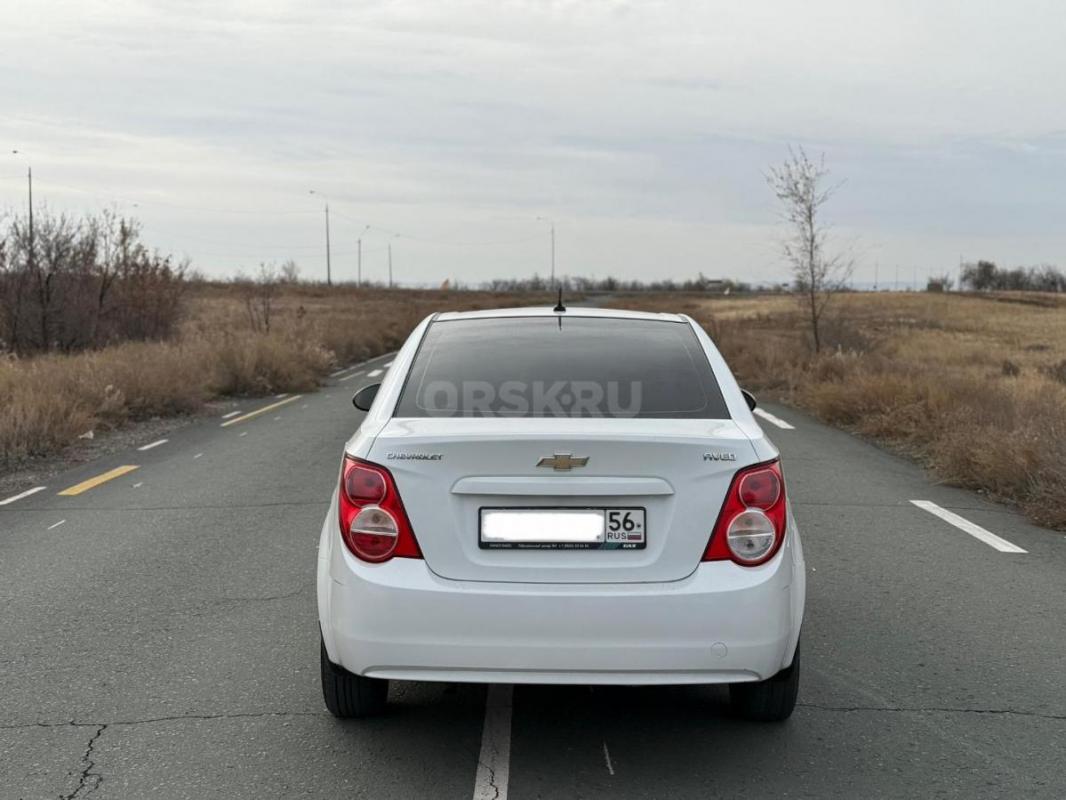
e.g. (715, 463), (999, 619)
(220, 394), (303, 427)
(58, 465), (140, 496)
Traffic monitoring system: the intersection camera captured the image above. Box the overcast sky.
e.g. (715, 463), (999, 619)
(3, 0), (1066, 287)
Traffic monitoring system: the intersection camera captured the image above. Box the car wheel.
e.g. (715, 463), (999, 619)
(320, 636), (389, 718)
(729, 642), (800, 722)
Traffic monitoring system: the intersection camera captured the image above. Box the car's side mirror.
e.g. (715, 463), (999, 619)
(741, 389), (757, 411)
(352, 383), (381, 412)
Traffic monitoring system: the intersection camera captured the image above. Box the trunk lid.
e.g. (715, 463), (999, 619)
(366, 417), (758, 583)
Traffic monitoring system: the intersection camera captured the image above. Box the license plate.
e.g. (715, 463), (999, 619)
(479, 508), (646, 550)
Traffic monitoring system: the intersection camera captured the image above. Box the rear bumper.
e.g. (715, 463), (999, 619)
(319, 517), (805, 685)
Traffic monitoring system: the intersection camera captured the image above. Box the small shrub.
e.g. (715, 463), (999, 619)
(1041, 360), (1066, 386)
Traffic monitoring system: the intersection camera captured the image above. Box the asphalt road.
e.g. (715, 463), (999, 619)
(2, 350), (1065, 799)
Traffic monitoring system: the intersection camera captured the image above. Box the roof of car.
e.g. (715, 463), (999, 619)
(434, 306), (687, 323)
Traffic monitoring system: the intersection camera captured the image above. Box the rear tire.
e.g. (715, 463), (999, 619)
(729, 642), (800, 722)
(320, 636), (389, 718)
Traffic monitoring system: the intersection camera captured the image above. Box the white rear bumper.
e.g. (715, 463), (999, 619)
(319, 518), (805, 685)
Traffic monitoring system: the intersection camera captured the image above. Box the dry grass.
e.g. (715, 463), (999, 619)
(610, 291), (1066, 531)
(0, 285), (545, 466)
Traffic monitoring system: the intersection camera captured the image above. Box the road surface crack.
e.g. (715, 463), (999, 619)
(475, 759), (500, 800)
(1, 710), (325, 731)
(798, 702), (1066, 721)
(62, 723), (106, 799)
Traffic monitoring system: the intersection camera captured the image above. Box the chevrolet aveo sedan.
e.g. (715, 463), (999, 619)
(317, 307), (805, 721)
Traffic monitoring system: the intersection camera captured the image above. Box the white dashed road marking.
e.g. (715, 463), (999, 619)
(221, 410), (241, 420)
(472, 684), (513, 800)
(47, 519), (66, 531)
(602, 741), (615, 776)
(910, 500), (1027, 553)
(367, 369), (383, 378)
(0, 486), (47, 506)
(753, 408), (795, 430)
(137, 439), (169, 452)
(221, 395), (302, 427)
(384, 361), (393, 367)
(194, 453), (203, 460)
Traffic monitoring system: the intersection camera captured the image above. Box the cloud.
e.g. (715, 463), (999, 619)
(2, 0), (1066, 283)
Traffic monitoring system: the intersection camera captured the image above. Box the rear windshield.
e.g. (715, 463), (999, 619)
(394, 316), (730, 419)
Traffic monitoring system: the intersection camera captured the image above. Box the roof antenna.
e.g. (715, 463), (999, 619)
(553, 286), (566, 313)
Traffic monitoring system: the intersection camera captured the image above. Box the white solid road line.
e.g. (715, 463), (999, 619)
(137, 439), (169, 452)
(753, 408), (795, 430)
(0, 486), (47, 506)
(472, 684), (513, 800)
(910, 500), (1028, 553)
(221, 410), (241, 420)
(47, 519), (66, 530)
(367, 369), (383, 378)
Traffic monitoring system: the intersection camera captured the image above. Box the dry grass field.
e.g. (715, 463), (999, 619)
(612, 291), (1066, 530)
(5, 284), (1065, 531)
(0, 285), (544, 468)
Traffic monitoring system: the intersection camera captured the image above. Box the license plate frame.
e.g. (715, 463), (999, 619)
(478, 507), (647, 550)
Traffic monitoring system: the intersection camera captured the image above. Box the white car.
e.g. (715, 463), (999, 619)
(317, 306), (805, 721)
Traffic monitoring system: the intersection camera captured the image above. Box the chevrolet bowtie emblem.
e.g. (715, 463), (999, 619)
(537, 453), (589, 471)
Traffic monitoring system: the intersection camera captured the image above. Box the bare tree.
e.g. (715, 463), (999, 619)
(279, 258), (301, 284)
(241, 263), (279, 333)
(0, 209), (185, 354)
(767, 147), (853, 353)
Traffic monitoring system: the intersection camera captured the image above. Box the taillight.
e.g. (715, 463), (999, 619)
(338, 456), (421, 563)
(703, 460), (787, 566)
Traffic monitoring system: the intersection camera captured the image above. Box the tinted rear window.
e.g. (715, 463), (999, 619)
(394, 316), (730, 418)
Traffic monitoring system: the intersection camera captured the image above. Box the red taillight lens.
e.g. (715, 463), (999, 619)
(703, 459), (787, 566)
(738, 468), (781, 508)
(345, 467), (386, 504)
(338, 457), (421, 563)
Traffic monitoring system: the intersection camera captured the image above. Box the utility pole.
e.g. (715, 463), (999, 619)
(12, 152), (33, 272)
(388, 243), (393, 288)
(26, 165), (33, 270)
(324, 203), (332, 286)
(357, 225), (369, 286)
(874, 262), (879, 291)
(536, 216), (556, 288)
(550, 222), (555, 288)
(309, 190), (332, 286)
